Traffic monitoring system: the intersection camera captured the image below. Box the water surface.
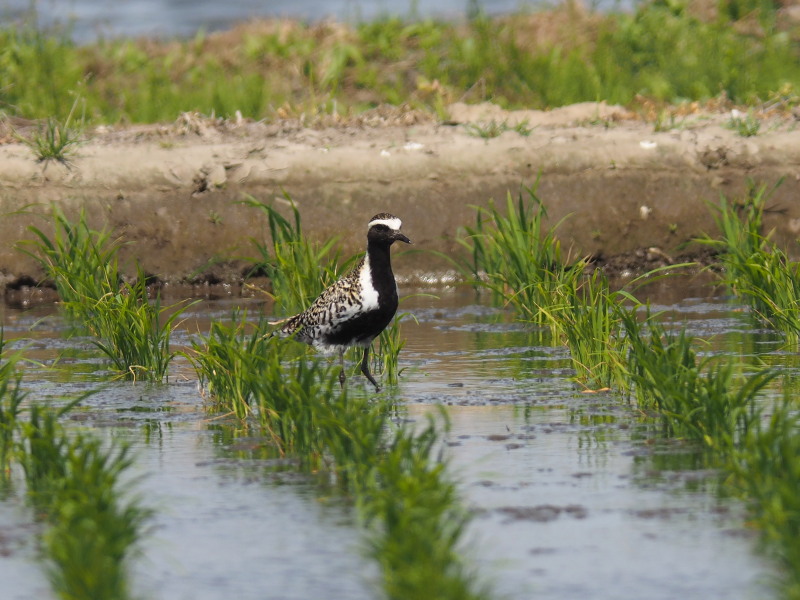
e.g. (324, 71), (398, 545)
(0, 285), (776, 599)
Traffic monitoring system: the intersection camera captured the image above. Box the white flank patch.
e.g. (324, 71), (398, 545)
(359, 255), (380, 310)
(368, 217), (402, 231)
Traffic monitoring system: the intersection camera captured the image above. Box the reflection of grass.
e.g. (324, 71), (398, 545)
(20, 404), (151, 600)
(1, 340), (149, 600)
(0, 329), (26, 483)
(190, 312), (490, 599)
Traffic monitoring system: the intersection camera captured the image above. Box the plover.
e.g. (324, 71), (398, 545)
(274, 213), (411, 391)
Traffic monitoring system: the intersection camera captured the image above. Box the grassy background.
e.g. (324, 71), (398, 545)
(3, 0), (800, 125)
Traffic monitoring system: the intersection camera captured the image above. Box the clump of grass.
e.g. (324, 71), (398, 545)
(699, 181), (800, 338)
(17, 98), (86, 164)
(19, 404), (151, 600)
(242, 195), (344, 315)
(463, 119), (532, 139)
(20, 208), (193, 381)
(189, 312), (272, 420)
(459, 186), (585, 330)
(725, 109), (760, 137)
(540, 271), (631, 391)
(190, 313), (489, 599)
(0, 329), (26, 483)
(81, 268), (196, 382)
(359, 415), (490, 600)
(18, 207), (122, 316)
(620, 308), (776, 447)
(728, 399), (800, 597)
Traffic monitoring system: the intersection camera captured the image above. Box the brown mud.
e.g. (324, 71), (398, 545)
(2, 101), (799, 301)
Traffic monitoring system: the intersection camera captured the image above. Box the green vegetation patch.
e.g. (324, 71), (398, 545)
(3, 2), (800, 124)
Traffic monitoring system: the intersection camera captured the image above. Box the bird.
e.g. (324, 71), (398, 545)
(273, 213), (411, 391)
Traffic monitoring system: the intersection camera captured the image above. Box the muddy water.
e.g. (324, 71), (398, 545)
(0, 284), (776, 599)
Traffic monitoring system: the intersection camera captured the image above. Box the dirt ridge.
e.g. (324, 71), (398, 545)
(2, 101), (799, 296)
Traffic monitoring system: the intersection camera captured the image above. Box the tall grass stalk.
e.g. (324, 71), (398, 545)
(18, 207), (121, 315)
(21, 210), (193, 381)
(242, 195), (343, 315)
(699, 182), (800, 338)
(459, 186), (584, 330)
(621, 308), (776, 447)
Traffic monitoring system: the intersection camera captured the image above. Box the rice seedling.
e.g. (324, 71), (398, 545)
(620, 308), (776, 447)
(241, 195), (344, 315)
(247, 340), (341, 461)
(0, 329), (26, 483)
(80, 269), (197, 382)
(458, 186), (585, 330)
(727, 398), (800, 598)
(699, 182), (800, 338)
(189, 312), (271, 419)
(358, 415), (490, 600)
(19, 404), (151, 600)
(539, 271), (630, 391)
(18, 207), (121, 315)
(21, 210), (193, 381)
(190, 310), (489, 599)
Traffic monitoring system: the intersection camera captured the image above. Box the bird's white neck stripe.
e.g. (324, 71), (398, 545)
(358, 255), (380, 310)
(368, 217), (402, 231)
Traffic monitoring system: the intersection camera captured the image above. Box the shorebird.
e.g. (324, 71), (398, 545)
(273, 213), (411, 391)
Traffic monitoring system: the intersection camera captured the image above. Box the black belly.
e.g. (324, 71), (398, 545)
(323, 302), (397, 346)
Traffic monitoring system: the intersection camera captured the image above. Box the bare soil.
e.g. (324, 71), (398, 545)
(2, 101), (800, 302)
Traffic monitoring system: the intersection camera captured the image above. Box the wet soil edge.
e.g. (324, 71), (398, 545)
(2, 129), (798, 300)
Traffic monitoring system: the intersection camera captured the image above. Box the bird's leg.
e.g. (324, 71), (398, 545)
(361, 346), (380, 392)
(339, 350), (346, 388)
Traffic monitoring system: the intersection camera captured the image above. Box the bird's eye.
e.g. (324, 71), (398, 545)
(375, 224), (389, 232)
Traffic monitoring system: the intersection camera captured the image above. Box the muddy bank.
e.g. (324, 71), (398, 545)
(2, 101), (799, 296)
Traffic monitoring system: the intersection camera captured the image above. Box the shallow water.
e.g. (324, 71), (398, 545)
(0, 284), (778, 599)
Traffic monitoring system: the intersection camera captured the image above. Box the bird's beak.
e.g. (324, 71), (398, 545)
(394, 232), (412, 244)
